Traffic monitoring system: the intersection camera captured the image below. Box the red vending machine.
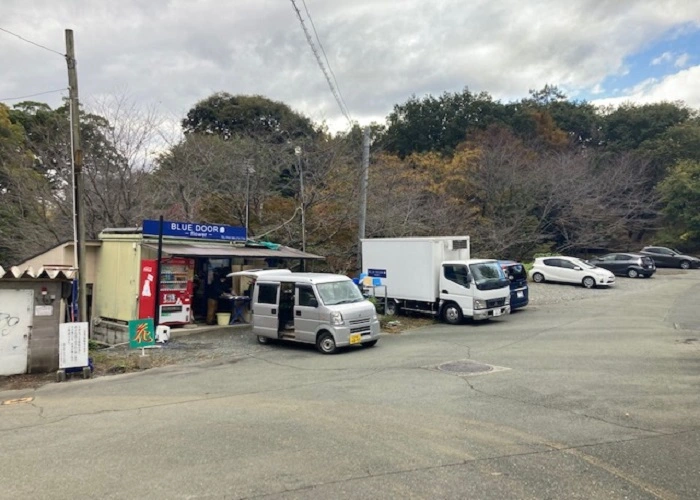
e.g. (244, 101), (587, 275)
(158, 257), (195, 325)
(139, 257), (194, 325)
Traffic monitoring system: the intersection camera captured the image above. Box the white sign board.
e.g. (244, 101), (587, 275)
(34, 305), (53, 317)
(59, 322), (89, 369)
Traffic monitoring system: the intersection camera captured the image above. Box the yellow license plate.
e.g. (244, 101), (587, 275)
(349, 333), (361, 345)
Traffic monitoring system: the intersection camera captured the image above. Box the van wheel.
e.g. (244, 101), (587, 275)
(385, 300), (399, 316)
(442, 303), (463, 325)
(626, 268), (639, 278)
(582, 276), (596, 289)
(316, 332), (337, 354)
(532, 272), (545, 283)
(362, 340), (378, 348)
(256, 335), (269, 345)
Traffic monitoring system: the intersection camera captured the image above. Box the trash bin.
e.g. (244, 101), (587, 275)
(216, 312), (231, 326)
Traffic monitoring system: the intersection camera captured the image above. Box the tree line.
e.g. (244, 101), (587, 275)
(1, 86), (699, 270)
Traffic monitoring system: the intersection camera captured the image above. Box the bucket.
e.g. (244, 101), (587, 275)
(216, 313), (231, 326)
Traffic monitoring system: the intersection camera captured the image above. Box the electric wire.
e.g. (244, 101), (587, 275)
(0, 88), (67, 102)
(0, 26), (65, 57)
(289, 0), (352, 126)
(299, 0), (351, 122)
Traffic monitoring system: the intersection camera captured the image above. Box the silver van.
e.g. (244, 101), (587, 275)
(240, 271), (381, 354)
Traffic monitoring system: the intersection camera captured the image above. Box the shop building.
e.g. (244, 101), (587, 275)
(93, 224), (324, 343)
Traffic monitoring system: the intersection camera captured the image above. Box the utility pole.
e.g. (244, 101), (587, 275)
(294, 146), (306, 271)
(294, 147), (306, 250)
(357, 126), (370, 272)
(65, 29), (88, 324)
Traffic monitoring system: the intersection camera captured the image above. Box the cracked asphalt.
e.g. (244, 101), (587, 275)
(1, 270), (699, 499)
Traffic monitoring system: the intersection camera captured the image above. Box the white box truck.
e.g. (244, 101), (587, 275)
(361, 236), (511, 324)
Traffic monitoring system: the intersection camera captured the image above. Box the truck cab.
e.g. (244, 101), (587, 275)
(440, 259), (511, 324)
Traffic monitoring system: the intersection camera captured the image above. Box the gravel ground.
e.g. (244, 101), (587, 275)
(527, 268), (686, 305)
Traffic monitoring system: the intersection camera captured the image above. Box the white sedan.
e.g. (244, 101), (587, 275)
(528, 256), (615, 289)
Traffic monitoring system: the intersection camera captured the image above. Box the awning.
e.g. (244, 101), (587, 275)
(0, 265), (77, 280)
(142, 242), (324, 260)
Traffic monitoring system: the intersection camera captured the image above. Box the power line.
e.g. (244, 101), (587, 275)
(289, 0), (352, 126)
(0, 26), (65, 57)
(0, 88), (67, 102)
(299, 0), (351, 122)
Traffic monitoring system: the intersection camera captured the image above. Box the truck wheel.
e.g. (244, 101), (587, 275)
(316, 332), (337, 354)
(385, 300), (399, 316)
(441, 303), (463, 325)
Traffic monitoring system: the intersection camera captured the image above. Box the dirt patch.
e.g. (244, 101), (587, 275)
(381, 314), (436, 334)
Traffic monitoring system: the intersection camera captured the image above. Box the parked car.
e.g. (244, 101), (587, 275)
(498, 260), (528, 310)
(587, 253), (656, 278)
(528, 256), (615, 288)
(639, 246), (700, 269)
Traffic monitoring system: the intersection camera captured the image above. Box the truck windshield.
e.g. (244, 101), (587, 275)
(469, 262), (509, 291)
(316, 280), (365, 305)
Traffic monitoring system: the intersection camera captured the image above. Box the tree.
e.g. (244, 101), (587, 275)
(658, 160), (700, 244)
(182, 93), (318, 142)
(601, 102), (691, 152)
(382, 88), (506, 157)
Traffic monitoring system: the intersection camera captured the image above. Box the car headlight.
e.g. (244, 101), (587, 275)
(330, 311), (344, 326)
(504, 295), (510, 305)
(473, 299), (486, 310)
(371, 308), (378, 321)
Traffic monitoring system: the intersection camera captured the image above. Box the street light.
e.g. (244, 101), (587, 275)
(294, 146), (306, 255)
(244, 159), (255, 240)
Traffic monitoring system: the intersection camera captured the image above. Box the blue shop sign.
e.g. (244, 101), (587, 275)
(143, 220), (246, 241)
(367, 269), (387, 278)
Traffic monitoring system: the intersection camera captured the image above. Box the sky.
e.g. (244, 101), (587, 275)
(1, 0), (699, 134)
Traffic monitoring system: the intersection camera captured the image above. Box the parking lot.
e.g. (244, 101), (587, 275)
(2, 269), (699, 499)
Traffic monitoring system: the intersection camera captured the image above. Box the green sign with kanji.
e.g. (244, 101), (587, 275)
(128, 319), (155, 349)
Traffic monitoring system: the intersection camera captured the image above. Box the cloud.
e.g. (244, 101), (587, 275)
(675, 53), (690, 67)
(1, 0), (699, 132)
(593, 65), (700, 109)
(651, 51), (673, 65)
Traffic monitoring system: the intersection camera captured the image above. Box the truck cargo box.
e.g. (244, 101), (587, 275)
(361, 237), (470, 303)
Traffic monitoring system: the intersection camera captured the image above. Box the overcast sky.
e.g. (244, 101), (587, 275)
(1, 0), (699, 133)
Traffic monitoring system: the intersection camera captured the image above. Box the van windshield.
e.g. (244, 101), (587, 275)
(469, 262), (509, 291)
(316, 280), (365, 305)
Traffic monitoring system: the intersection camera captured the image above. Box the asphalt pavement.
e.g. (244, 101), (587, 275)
(1, 270), (699, 499)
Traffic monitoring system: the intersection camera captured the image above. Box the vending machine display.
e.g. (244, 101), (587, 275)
(158, 257), (194, 324)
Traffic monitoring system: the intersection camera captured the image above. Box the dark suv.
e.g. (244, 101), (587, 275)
(588, 253), (656, 278)
(498, 260), (528, 310)
(639, 247), (700, 269)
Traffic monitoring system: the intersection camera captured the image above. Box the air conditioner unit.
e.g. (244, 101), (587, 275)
(448, 239), (468, 251)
